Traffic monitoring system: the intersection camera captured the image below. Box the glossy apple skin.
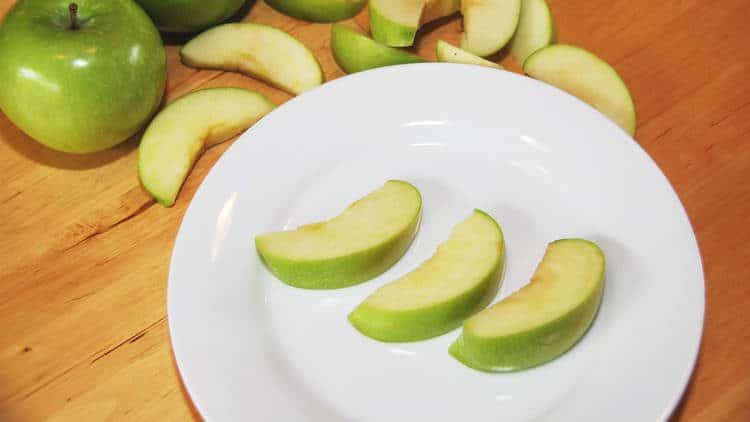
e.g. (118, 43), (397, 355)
(0, 0), (166, 153)
(135, 0), (247, 33)
(266, 0), (366, 22)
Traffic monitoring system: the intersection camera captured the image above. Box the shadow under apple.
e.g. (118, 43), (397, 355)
(0, 112), (139, 171)
(158, 0), (257, 46)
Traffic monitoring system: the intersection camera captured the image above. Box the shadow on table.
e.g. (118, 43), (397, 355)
(0, 112), (142, 171)
(159, 0), (257, 46)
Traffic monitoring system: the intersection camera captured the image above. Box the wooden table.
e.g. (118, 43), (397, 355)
(1, 0), (748, 420)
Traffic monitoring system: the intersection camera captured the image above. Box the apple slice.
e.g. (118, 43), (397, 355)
(265, 0), (367, 22)
(369, 0), (460, 47)
(523, 45), (637, 135)
(181, 23), (323, 95)
(436, 40), (503, 69)
(509, 0), (555, 65)
(138, 88), (274, 207)
(331, 24), (426, 74)
(461, 0), (521, 57)
(349, 210), (505, 342)
(255, 181), (422, 289)
(450, 239), (605, 372)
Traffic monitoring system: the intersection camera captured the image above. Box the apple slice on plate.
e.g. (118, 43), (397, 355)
(265, 0), (367, 22)
(436, 40), (503, 68)
(349, 210), (505, 342)
(331, 24), (426, 74)
(509, 0), (555, 65)
(138, 88), (274, 207)
(181, 23), (323, 95)
(523, 44), (637, 135)
(450, 239), (605, 372)
(255, 180), (422, 289)
(461, 0), (521, 57)
(370, 0), (460, 47)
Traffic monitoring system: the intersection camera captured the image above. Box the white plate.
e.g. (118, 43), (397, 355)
(167, 64), (704, 422)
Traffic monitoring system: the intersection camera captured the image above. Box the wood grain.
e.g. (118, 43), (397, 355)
(0, 0), (748, 420)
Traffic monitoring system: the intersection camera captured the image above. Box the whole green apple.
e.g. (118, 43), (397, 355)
(0, 0), (166, 153)
(134, 0), (247, 33)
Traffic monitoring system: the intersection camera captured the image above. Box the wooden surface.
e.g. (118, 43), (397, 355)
(0, 0), (748, 420)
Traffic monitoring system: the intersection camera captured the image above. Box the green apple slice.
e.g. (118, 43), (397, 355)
(461, 0), (521, 57)
(255, 180), (422, 289)
(450, 239), (605, 372)
(138, 88), (274, 207)
(523, 44), (637, 135)
(436, 40), (503, 69)
(349, 210), (505, 342)
(265, 0), (367, 22)
(509, 0), (555, 65)
(181, 23), (324, 95)
(369, 0), (460, 47)
(331, 24), (426, 74)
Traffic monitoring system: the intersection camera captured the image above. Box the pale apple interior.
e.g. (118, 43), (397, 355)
(465, 239), (604, 337)
(181, 23), (323, 95)
(523, 45), (636, 135)
(371, 0), (425, 27)
(363, 210), (503, 311)
(256, 181), (421, 260)
(461, 0), (521, 57)
(138, 88), (274, 206)
(436, 40), (502, 68)
(509, 0), (554, 64)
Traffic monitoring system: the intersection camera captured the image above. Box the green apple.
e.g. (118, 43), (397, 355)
(523, 44), (637, 135)
(349, 210), (505, 342)
(134, 0), (247, 33)
(138, 88), (274, 207)
(450, 239), (605, 372)
(255, 180), (422, 289)
(331, 24), (426, 74)
(265, 0), (366, 22)
(461, 0), (521, 57)
(508, 0), (555, 65)
(369, 0), (459, 47)
(435, 40), (503, 69)
(181, 23), (324, 95)
(0, 0), (166, 154)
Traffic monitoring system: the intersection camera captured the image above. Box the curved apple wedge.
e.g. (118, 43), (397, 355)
(369, 0), (460, 47)
(450, 239), (605, 372)
(523, 45), (637, 135)
(331, 24), (426, 74)
(138, 88), (274, 207)
(436, 40), (503, 69)
(265, 0), (367, 22)
(461, 0), (521, 57)
(349, 210), (505, 342)
(181, 23), (324, 95)
(255, 181), (422, 289)
(509, 0), (555, 65)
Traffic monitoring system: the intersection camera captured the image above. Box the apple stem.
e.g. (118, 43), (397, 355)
(69, 3), (78, 30)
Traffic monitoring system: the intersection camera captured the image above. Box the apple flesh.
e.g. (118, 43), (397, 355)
(181, 23), (324, 95)
(436, 40), (503, 69)
(523, 44), (637, 135)
(265, 0), (367, 22)
(450, 239), (605, 372)
(369, 0), (460, 47)
(0, 0), (166, 153)
(461, 0), (521, 57)
(509, 0), (555, 65)
(255, 181), (422, 289)
(331, 24), (426, 74)
(349, 210), (505, 342)
(138, 88), (274, 207)
(134, 0), (247, 33)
